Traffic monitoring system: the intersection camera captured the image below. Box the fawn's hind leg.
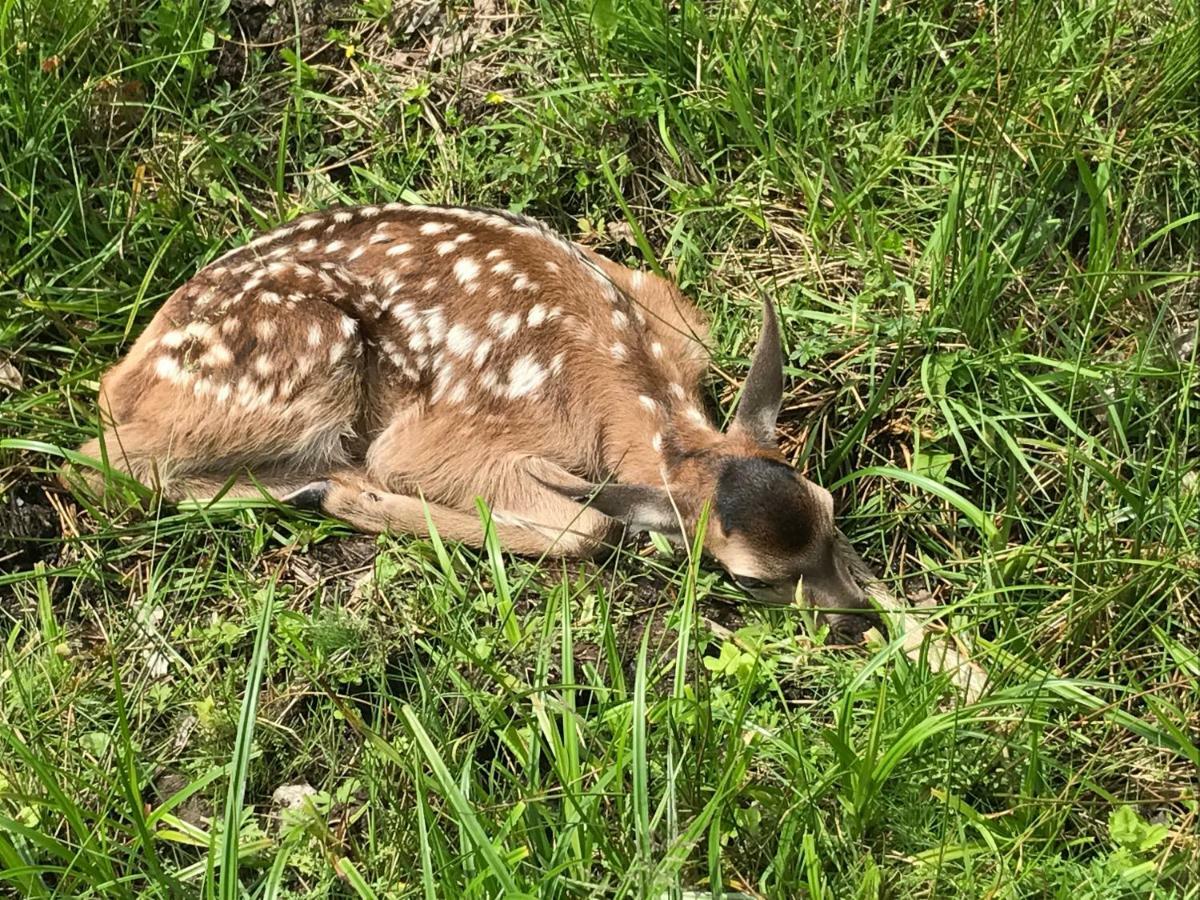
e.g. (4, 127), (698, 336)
(70, 274), (370, 499)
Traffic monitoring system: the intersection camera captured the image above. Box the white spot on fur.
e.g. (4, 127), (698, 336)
(298, 239), (317, 253)
(340, 315), (357, 337)
(435, 241), (456, 255)
(611, 342), (627, 360)
(527, 304), (547, 326)
(391, 301), (417, 326)
(256, 320), (277, 340)
(307, 324), (323, 347)
(507, 355), (546, 398)
(471, 338), (493, 368)
(422, 277), (439, 292)
(669, 382), (685, 400)
(262, 225), (295, 246)
(612, 310), (628, 329)
(486, 248), (505, 260)
(446, 323), (477, 357)
(489, 311), (522, 339)
(454, 232), (474, 244)
(154, 356), (181, 380)
(260, 291), (281, 305)
(386, 243), (413, 257)
(326, 240), (344, 253)
(298, 217), (324, 231)
(334, 210), (354, 223)
(491, 260), (513, 274)
(650, 341), (664, 359)
(687, 407), (706, 424)
(631, 270), (646, 288)
(348, 246), (365, 261)
(447, 382), (469, 405)
(545, 260), (560, 274)
(220, 318), (240, 335)
(431, 357), (454, 402)
(638, 395), (657, 412)
(185, 321), (213, 341)
(420, 221), (452, 235)
(200, 343), (233, 367)
(454, 258), (480, 291)
(160, 330), (185, 348)
(513, 275), (537, 291)
(652, 433), (663, 452)
(423, 307), (446, 344)
(549, 352), (565, 374)
(254, 354), (273, 376)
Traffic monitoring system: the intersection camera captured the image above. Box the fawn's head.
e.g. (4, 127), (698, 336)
(561, 300), (869, 630)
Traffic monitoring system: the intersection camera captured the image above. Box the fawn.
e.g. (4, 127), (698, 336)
(73, 204), (873, 634)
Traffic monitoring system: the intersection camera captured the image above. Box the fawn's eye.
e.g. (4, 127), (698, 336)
(733, 575), (770, 592)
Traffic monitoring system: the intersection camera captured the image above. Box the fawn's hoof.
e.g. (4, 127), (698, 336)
(283, 480), (330, 511)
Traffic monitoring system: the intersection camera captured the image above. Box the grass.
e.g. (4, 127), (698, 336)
(1, 0), (1198, 896)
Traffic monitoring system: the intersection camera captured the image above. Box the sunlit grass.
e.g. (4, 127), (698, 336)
(1, 0), (1198, 896)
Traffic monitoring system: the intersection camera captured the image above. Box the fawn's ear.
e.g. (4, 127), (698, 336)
(731, 298), (783, 446)
(813, 483), (834, 519)
(541, 479), (683, 537)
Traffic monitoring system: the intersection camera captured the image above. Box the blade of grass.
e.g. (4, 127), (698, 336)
(216, 583), (275, 900)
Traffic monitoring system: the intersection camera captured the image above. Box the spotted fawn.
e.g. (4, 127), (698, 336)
(73, 204), (872, 633)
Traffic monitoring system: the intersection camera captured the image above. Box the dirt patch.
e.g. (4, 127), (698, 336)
(218, 0), (358, 82)
(0, 478), (61, 573)
(218, 0), (515, 85)
(151, 770), (213, 828)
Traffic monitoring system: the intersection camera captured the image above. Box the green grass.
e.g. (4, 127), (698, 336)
(2, 0), (1198, 896)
